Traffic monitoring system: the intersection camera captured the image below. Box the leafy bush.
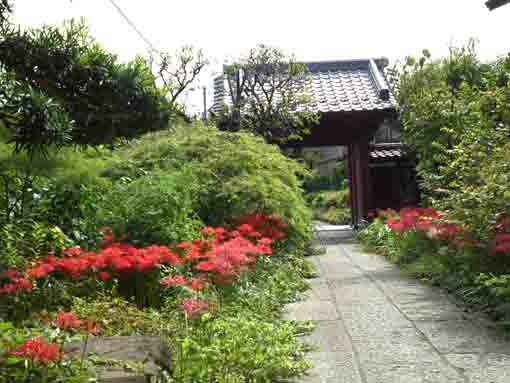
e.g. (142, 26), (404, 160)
(0, 19), (173, 147)
(174, 314), (308, 383)
(0, 145), (112, 268)
(102, 124), (312, 252)
(98, 171), (202, 247)
(395, 42), (510, 239)
(307, 189), (350, 225)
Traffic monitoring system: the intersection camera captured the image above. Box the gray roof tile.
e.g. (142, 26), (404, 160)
(212, 58), (396, 114)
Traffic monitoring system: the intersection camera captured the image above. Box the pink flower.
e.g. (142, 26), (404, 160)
(201, 227), (216, 236)
(160, 275), (187, 287)
(179, 298), (209, 317)
(190, 278), (208, 291)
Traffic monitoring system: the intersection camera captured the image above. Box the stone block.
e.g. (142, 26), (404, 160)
(64, 336), (171, 383)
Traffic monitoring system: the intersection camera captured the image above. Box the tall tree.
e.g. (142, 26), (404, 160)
(0, 18), (173, 152)
(154, 45), (208, 107)
(215, 44), (319, 145)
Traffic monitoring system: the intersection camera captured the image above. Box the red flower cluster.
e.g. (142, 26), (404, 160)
(179, 298), (209, 317)
(493, 233), (510, 254)
(491, 215), (510, 255)
(26, 244), (181, 281)
(1, 214), (287, 295)
(385, 207), (463, 241)
(53, 311), (97, 334)
(10, 338), (61, 365)
(234, 213), (288, 241)
(162, 220), (282, 287)
(0, 272), (33, 295)
(160, 275), (208, 290)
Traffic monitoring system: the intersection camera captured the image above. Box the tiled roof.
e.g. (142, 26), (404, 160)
(212, 58), (396, 114)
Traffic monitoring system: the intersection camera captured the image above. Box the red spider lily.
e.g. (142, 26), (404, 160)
(97, 271), (111, 281)
(2, 271), (22, 279)
(492, 232), (510, 255)
(201, 227), (216, 237)
(10, 338), (61, 365)
(190, 278), (208, 291)
(214, 227), (227, 241)
(53, 311), (84, 331)
(238, 224), (254, 236)
(179, 298), (209, 317)
(53, 311), (98, 334)
(160, 275), (187, 287)
(63, 247), (82, 257)
(234, 213), (288, 241)
(0, 277), (33, 295)
(4, 216), (285, 294)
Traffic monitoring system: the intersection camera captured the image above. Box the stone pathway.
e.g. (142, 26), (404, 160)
(286, 230), (510, 383)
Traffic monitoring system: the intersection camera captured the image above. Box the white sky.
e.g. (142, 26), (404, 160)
(12, 0), (510, 113)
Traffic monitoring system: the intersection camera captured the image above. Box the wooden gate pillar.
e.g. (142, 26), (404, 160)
(349, 134), (370, 227)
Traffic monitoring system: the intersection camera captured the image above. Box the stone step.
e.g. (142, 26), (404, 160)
(64, 336), (171, 383)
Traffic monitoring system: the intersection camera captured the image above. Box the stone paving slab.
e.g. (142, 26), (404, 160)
(289, 229), (510, 382)
(284, 300), (339, 321)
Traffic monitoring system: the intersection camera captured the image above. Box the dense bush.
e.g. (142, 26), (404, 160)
(98, 171), (202, 247)
(102, 124), (312, 252)
(0, 19), (173, 149)
(0, 144), (112, 269)
(306, 190), (350, 225)
(395, 43), (510, 239)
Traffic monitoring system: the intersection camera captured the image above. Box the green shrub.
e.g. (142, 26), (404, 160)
(102, 125), (312, 252)
(174, 314), (309, 383)
(171, 253), (313, 383)
(307, 189), (350, 225)
(97, 171), (202, 247)
(0, 145), (112, 268)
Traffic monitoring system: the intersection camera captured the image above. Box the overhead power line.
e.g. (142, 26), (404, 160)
(106, 0), (161, 55)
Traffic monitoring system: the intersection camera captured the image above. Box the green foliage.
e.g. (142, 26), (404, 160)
(307, 189), (350, 225)
(303, 162), (347, 193)
(174, 315), (308, 383)
(215, 44), (319, 145)
(395, 42), (510, 238)
(0, 145), (112, 268)
(172, 254), (313, 383)
(98, 171), (202, 247)
(102, 124), (312, 252)
(0, 72), (74, 157)
(71, 295), (175, 336)
(0, 19), (173, 149)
